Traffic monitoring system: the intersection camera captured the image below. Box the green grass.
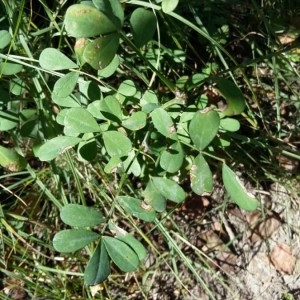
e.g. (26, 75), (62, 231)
(1, 0), (300, 299)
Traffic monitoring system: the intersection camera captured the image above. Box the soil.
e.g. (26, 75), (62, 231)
(3, 182), (299, 300)
(120, 182), (300, 300)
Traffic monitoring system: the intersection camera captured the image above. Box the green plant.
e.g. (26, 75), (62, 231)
(52, 203), (147, 285)
(30, 0), (260, 286)
(1, 0), (300, 298)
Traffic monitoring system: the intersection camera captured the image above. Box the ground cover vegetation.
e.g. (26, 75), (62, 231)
(1, 0), (300, 299)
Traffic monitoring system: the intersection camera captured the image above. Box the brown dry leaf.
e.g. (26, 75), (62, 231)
(200, 230), (227, 252)
(277, 33), (297, 45)
(276, 154), (299, 173)
(9, 288), (27, 300)
(269, 243), (296, 274)
(90, 284), (104, 297)
(3, 276), (27, 300)
(246, 211), (261, 228)
(251, 217), (281, 243)
(247, 212), (281, 243)
(213, 221), (222, 232)
(216, 251), (238, 274)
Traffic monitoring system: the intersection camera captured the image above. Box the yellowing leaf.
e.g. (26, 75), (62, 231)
(64, 4), (117, 38)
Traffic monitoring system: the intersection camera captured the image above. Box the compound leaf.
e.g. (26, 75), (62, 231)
(84, 240), (110, 285)
(35, 136), (81, 161)
(65, 4), (117, 38)
(103, 236), (139, 272)
(60, 204), (105, 227)
(189, 109), (220, 150)
(190, 154), (213, 195)
(130, 8), (156, 47)
(53, 229), (99, 252)
(39, 48), (78, 71)
(222, 164), (259, 211)
(117, 196), (156, 222)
